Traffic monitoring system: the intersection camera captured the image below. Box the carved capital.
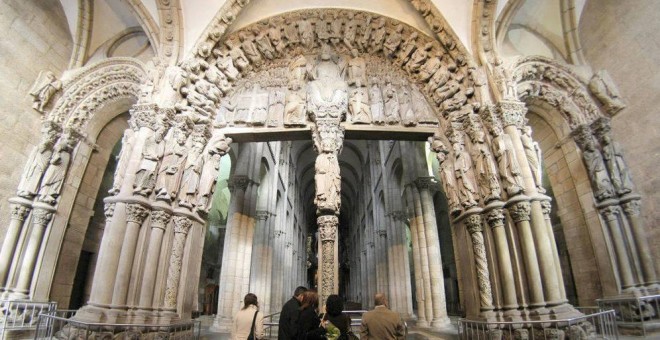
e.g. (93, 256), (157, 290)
(377, 230), (387, 238)
(465, 214), (483, 234)
(126, 204), (150, 224)
(485, 208), (505, 229)
(496, 100), (527, 128)
(509, 201), (531, 223)
(173, 215), (193, 234)
(103, 202), (116, 218)
(129, 103), (160, 130)
(318, 215), (338, 242)
(256, 210), (270, 221)
(599, 205), (620, 221)
(540, 200), (552, 215)
(32, 209), (54, 226)
(228, 175), (251, 192)
(390, 210), (407, 221)
(311, 119), (345, 154)
(151, 210), (172, 230)
(414, 177), (436, 189)
(621, 200), (641, 216)
(10, 204), (31, 222)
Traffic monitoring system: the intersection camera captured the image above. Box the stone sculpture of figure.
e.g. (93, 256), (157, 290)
(441, 89), (467, 113)
(227, 41), (250, 72)
(488, 122), (524, 196)
(204, 64), (229, 92)
(267, 88), (285, 127)
(434, 79), (460, 105)
(384, 24), (404, 58)
(156, 65), (187, 107)
(298, 17), (314, 49)
(37, 135), (76, 205)
(29, 71), (62, 113)
(371, 17), (387, 52)
(216, 51), (241, 81)
(419, 51), (442, 82)
(253, 26), (275, 60)
(307, 45), (348, 118)
(196, 136), (232, 213)
(521, 125), (545, 193)
(369, 81), (385, 125)
(347, 49), (367, 87)
(155, 127), (188, 202)
(234, 86), (253, 125)
(397, 32), (418, 66)
(268, 20), (285, 54)
(580, 135), (614, 201)
(383, 82), (400, 124)
(412, 88), (437, 124)
(357, 15), (372, 52)
(315, 152), (341, 213)
(284, 17), (300, 46)
(217, 97), (236, 126)
(17, 125), (60, 198)
(250, 84), (269, 126)
(315, 13), (331, 44)
(589, 70), (626, 114)
(399, 86), (416, 126)
(284, 88), (306, 126)
(467, 125), (501, 203)
(425, 63), (451, 93)
(430, 138), (461, 215)
(407, 42), (432, 74)
(596, 129), (633, 196)
(288, 55), (308, 89)
(239, 31), (262, 66)
(452, 140), (479, 208)
(178, 141), (205, 209)
(108, 129), (136, 195)
(492, 57), (516, 100)
(343, 13), (358, 50)
(133, 128), (165, 196)
(349, 87), (371, 124)
(329, 12), (343, 47)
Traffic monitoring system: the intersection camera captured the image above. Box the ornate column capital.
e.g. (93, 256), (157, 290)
(173, 215), (193, 234)
(377, 230), (387, 238)
(485, 208), (506, 229)
(10, 204), (31, 222)
(599, 205), (620, 221)
(465, 214), (484, 234)
(390, 210), (407, 221)
(150, 210), (172, 230)
(509, 201), (531, 223)
(318, 215), (338, 242)
(128, 103), (160, 130)
(540, 200), (552, 216)
(126, 203), (150, 224)
(414, 177), (436, 189)
(103, 202), (116, 219)
(621, 200), (641, 217)
(496, 100), (527, 128)
(256, 210), (270, 221)
(32, 209), (54, 226)
(228, 175), (251, 192)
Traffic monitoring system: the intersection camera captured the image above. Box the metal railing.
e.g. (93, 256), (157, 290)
(0, 299), (57, 336)
(597, 293), (660, 337)
(458, 309), (618, 339)
(34, 310), (201, 339)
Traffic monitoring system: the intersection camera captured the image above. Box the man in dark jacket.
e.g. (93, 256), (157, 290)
(278, 286), (307, 339)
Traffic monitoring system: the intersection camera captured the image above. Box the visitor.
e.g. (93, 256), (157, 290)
(359, 293), (405, 340)
(278, 286), (307, 339)
(231, 293), (265, 340)
(296, 290), (325, 340)
(322, 294), (354, 340)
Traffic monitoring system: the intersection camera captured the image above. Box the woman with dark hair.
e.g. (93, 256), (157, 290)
(296, 290), (325, 340)
(231, 293), (265, 340)
(322, 295), (353, 340)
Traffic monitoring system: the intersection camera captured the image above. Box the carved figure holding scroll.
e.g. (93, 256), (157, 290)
(521, 125), (545, 193)
(453, 139), (479, 208)
(29, 71), (62, 113)
(430, 137), (461, 215)
(37, 134), (76, 205)
(155, 126), (188, 202)
(133, 128), (165, 196)
(17, 124), (59, 198)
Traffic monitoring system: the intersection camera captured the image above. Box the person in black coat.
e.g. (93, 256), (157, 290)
(322, 294), (352, 338)
(278, 286), (307, 339)
(296, 290), (325, 340)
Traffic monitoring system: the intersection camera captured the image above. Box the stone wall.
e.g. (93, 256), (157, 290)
(579, 0), (660, 267)
(0, 0), (72, 243)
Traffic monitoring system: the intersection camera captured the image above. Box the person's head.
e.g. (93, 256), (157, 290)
(300, 290), (319, 310)
(294, 286), (308, 301)
(374, 293), (388, 307)
(242, 293), (258, 310)
(325, 295), (343, 317)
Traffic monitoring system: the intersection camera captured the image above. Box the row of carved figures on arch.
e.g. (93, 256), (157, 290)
(109, 107), (233, 216)
(146, 9), (474, 131)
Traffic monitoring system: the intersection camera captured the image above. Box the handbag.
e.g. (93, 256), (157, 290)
(247, 310), (258, 340)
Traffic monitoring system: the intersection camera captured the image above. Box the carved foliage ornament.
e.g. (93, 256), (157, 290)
(10, 204), (31, 222)
(509, 201), (531, 223)
(151, 210), (172, 230)
(318, 215), (338, 242)
(126, 204), (150, 224)
(32, 209), (54, 226)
